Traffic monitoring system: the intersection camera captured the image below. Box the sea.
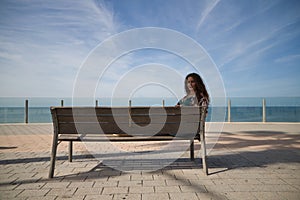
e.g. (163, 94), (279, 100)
(0, 97), (300, 123)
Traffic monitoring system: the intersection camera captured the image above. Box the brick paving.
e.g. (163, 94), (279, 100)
(0, 122), (299, 200)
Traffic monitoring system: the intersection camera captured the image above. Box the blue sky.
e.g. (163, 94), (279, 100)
(1, 0), (300, 98)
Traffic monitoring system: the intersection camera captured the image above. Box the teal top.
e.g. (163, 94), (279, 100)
(177, 94), (208, 107)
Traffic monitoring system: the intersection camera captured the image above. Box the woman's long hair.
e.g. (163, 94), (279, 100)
(184, 73), (209, 104)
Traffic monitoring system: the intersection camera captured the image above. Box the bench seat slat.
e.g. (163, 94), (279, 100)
(58, 134), (195, 142)
(56, 115), (200, 124)
(54, 107), (202, 115)
(57, 122), (199, 135)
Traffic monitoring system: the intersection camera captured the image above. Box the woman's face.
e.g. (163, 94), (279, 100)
(187, 76), (196, 93)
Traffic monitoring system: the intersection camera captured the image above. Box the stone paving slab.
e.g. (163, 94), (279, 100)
(0, 123), (300, 200)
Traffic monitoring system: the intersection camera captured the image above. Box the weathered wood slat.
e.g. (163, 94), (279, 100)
(57, 122), (199, 135)
(58, 134), (185, 142)
(53, 106), (202, 115)
(56, 115), (200, 124)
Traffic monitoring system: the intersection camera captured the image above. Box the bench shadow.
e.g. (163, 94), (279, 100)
(1, 130), (299, 178)
(52, 157), (206, 181)
(215, 130), (300, 148)
(205, 130), (300, 174)
(54, 142), (300, 179)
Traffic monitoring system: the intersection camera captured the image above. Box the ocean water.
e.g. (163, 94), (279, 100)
(0, 97), (300, 123)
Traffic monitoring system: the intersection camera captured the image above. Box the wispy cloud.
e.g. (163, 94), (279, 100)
(275, 54), (300, 63)
(217, 11), (300, 69)
(196, 0), (220, 31)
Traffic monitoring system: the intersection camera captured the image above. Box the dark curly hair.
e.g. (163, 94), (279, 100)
(185, 73), (209, 104)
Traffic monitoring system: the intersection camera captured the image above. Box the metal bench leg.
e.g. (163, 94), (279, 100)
(200, 130), (208, 175)
(49, 134), (58, 178)
(190, 139), (194, 160)
(68, 141), (73, 162)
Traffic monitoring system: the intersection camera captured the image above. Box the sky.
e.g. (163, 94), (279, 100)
(1, 0), (300, 98)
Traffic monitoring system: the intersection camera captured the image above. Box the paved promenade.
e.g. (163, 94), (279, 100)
(0, 123), (299, 200)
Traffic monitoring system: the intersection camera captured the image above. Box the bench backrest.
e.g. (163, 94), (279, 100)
(50, 106), (207, 138)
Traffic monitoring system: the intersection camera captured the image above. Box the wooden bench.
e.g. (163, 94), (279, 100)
(49, 106), (208, 178)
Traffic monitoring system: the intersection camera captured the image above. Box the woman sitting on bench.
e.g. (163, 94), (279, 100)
(177, 72), (209, 107)
(176, 72), (209, 141)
